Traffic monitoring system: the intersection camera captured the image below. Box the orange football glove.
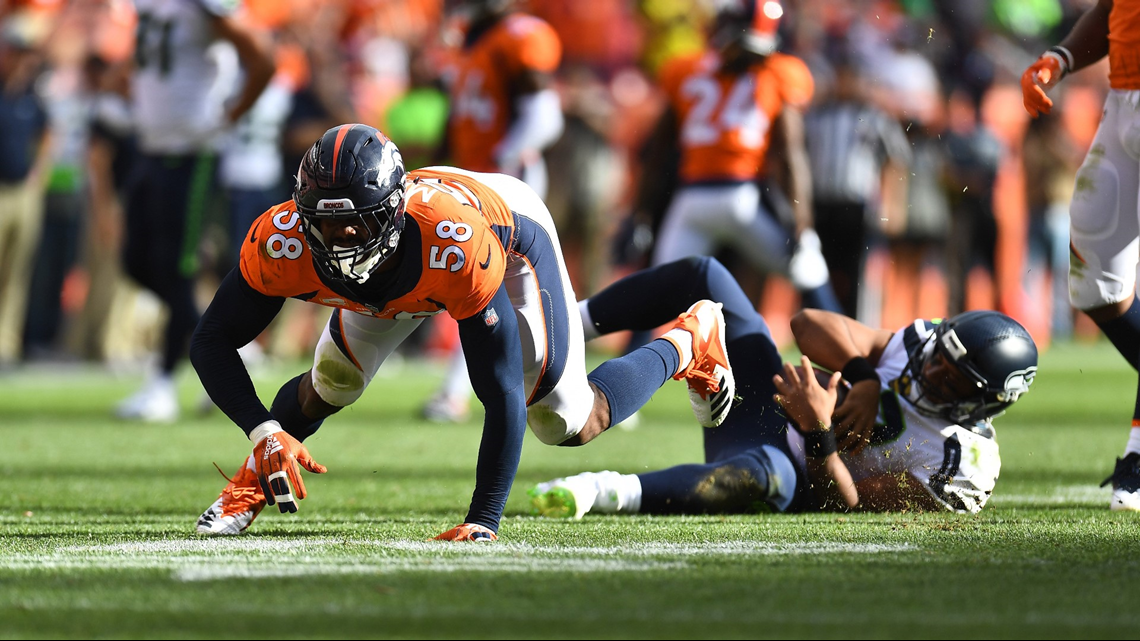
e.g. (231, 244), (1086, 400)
(433, 523), (498, 542)
(250, 421), (327, 514)
(1021, 53), (1065, 118)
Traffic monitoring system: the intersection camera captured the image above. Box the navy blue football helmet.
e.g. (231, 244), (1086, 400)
(905, 311), (1039, 424)
(294, 124), (406, 284)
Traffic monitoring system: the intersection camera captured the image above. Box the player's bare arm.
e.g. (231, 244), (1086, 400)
(853, 473), (942, 512)
(211, 14), (276, 125)
(769, 106), (813, 238)
(773, 356), (858, 510)
(790, 309), (892, 454)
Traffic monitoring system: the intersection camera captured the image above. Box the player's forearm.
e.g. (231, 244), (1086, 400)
(790, 310), (873, 371)
(464, 387), (528, 531)
(777, 108), (813, 234)
(805, 454), (859, 511)
(189, 269), (283, 434)
(1056, 0), (1111, 73)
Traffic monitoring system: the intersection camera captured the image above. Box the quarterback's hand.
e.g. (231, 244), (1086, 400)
(773, 356), (841, 433)
(834, 380), (880, 456)
(433, 523), (498, 542)
(250, 421), (327, 514)
(1021, 53), (1065, 118)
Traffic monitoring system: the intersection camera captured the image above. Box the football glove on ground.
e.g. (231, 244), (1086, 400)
(249, 421), (327, 514)
(433, 523), (497, 542)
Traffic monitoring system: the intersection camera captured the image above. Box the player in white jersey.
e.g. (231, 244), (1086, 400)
(116, 0), (274, 422)
(531, 257), (1038, 516)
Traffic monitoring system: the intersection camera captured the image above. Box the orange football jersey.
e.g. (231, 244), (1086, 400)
(446, 13), (562, 172)
(660, 51), (814, 183)
(1110, 0), (1140, 89)
(239, 168), (516, 321)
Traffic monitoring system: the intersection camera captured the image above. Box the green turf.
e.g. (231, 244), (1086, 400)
(1, 341), (1139, 639)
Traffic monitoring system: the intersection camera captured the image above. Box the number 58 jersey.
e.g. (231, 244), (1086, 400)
(238, 168), (517, 321)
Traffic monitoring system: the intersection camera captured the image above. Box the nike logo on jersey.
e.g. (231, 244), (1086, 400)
(479, 246), (492, 270)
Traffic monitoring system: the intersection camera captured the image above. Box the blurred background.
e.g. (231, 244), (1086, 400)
(0, 0), (1105, 380)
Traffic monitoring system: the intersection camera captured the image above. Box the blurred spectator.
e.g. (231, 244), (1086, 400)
(23, 55), (102, 360)
(944, 89), (1003, 315)
(114, 0), (274, 422)
(805, 57), (911, 320)
(1023, 112), (1079, 340)
(0, 23), (51, 368)
(544, 64), (625, 296)
(383, 46), (448, 171)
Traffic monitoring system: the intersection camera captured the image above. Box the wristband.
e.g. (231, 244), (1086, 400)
(804, 428), (838, 459)
(1048, 45), (1074, 75)
(841, 356), (880, 385)
(249, 420), (284, 443)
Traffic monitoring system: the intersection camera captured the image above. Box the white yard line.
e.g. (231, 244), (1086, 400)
(0, 539), (916, 581)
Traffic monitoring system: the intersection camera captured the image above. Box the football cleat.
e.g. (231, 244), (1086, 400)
(196, 458), (266, 535)
(669, 300), (735, 428)
(115, 378), (179, 423)
(1101, 453), (1140, 512)
(422, 393), (470, 423)
(529, 474), (602, 520)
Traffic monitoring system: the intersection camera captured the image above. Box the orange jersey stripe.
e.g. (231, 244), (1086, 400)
(330, 125), (352, 183)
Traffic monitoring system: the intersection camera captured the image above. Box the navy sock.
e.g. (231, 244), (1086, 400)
(588, 339), (680, 428)
(637, 447), (793, 514)
(1095, 297), (1140, 371)
(270, 373), (324, 442)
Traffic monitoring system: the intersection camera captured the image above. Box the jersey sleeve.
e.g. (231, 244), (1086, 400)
(505, 15), (562, 74)
(238, 203), (318, 299)
(771, 54), (814, 110)
(657, 55), (695, 109)
(923, 426), (1001, 514)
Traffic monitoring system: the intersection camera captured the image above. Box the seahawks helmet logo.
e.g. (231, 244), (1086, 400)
(999, 367), (1037, 403)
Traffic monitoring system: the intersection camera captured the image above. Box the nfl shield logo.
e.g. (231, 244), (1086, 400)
(483, 307), (499, 327)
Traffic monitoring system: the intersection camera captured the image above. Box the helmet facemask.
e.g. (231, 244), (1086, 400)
(298, 187), (406, 284)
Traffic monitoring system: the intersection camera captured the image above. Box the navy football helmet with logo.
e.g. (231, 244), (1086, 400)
(905, 311), (1039, 424)
(294, 124), (406, 284)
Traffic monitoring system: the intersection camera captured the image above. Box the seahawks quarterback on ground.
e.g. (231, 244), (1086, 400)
(531, 257), (1039, 516)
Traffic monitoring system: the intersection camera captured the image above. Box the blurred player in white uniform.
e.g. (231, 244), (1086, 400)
(1021, 0), (1140, 509)
(116, 0), (274, 421)
(531, 257), (1038, 516)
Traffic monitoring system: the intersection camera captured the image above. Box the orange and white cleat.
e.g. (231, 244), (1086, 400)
(669, 300), (735, 428)
(196, 457), (266, 535)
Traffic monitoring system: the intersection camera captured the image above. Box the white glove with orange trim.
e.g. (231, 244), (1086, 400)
(250, 421), (327, 514)
(433, 523), (498, 542)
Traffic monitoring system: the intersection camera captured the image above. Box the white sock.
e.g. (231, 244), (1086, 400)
(1125, 426), (1140, 457)
(440, 347), (472, 401)
(590, 471), (643, 514)
(660, 328), (694, 377)
(579, 299), (601, 341)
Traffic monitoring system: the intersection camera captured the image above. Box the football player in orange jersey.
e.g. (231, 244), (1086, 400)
(1021, 0), (1140, 511)
(426, 0), (565, 423)
(642, 0), (840, 313)
(190, 124), (734, 541)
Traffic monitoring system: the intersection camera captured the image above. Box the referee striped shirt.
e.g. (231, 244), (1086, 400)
(805, 101), (911, 205)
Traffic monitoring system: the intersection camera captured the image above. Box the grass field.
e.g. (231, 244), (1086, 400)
(2, 340), (1140, 639)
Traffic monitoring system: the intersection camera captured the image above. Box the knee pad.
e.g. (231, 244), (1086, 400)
(310, 340), (365, 407)
(526, 403), (585, 445)
(1069, 147), (1139, 309)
